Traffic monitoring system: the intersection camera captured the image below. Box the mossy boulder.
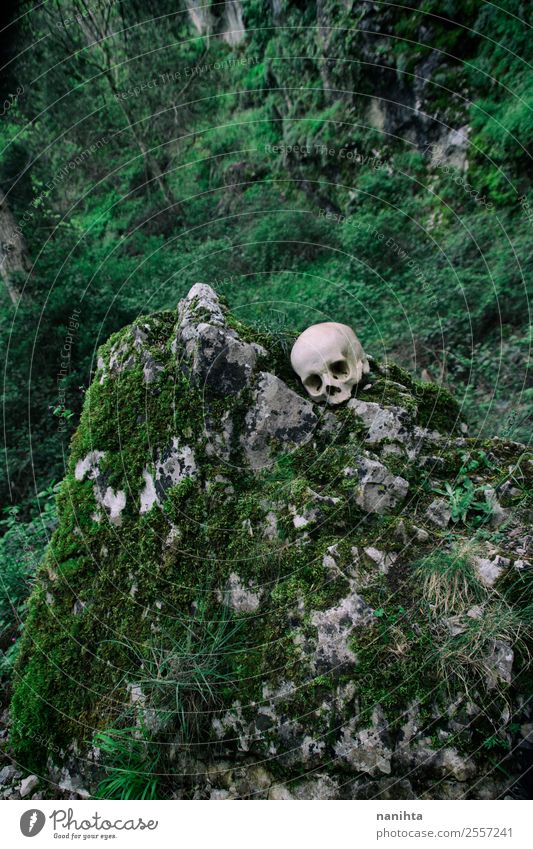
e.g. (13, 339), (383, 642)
(9, 285), (532, 800)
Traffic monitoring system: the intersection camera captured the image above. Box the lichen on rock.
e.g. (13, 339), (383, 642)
(8, 284), (532, 801)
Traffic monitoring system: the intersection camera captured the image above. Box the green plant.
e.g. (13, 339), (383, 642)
(263, 453), (297, 484)
(437, 478), (493, 525)
(482, 734), (509, 751)
(433, 453), (496, 526)
(94, 721), (162, 800)
(51, 405), (75, 421)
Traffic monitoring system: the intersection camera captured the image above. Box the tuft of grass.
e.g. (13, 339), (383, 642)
(262, 453), (297, 484)
(414, 546), (484, 617)
(106, 599), (245, 743)
(93, 601), (246, 799)
(414, 544), (533, 703)
(437, 602), (533, 697)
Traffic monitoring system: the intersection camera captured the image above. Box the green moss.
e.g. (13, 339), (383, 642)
(413, 380), (463, 434)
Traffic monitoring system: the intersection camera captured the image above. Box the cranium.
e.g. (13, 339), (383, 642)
(290, 322), (370, 405)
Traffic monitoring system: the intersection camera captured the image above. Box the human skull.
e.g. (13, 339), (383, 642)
(290, 322), (370, 405)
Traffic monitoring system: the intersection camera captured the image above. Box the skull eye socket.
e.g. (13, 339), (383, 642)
(304, 373), (323, 393)
(330, 359), (349, 378)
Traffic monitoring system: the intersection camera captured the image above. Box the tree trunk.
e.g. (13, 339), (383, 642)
(0, 189), (30, 304)
(106, 76), (180, 213)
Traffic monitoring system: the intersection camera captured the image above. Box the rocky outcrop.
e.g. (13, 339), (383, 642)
(344, 455), (409, 514)
(186, 0), (245, 46)
(7, 285), (532, 801)
(242, 372), (317, 469)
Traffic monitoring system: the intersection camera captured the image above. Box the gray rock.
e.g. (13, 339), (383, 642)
(204, 407), (234, 461)
(178, 282), (226, 329)
(5, 790), (21, 799)
(395, 739), (475, 782)
(19, 278), (532, 801)
(398, 702), (421, 746)
(97, 485), (126, 525)
(57, 776), (91, 799)
(242, 372), (317, 470)
(262, 510), (279, 541)
(291, 775), (339, 800)
(444, 615), (467, 637)
(176, 284), (259, 395)
(426, 497), (452, 528)
(268, 783), (293, 800)
(306, 487), (341, 507)
(74, 450), (126, 525)
(140, 439), (197, 513)
(344, 456), (409, 514)
(106, 338), (135, 378)
(186, 323), (259, 394)
(205, 760), (234, 790)
(474, 554), (508, 587)
(484, 487), (510, 527)
(19, 774), (39, 798)
(348, 398), (412, 445)
(485, 640), (514, 688)
(394, 519), (429, 543)
(290, 487), (341, 530)
(142, 350), (164, 383)
(334, 707), (392, 776)
(0, 765), (20, 785)
(290, 504), (320, 529)
(437, 748), (476, 782)
(72, 599), (86, 616)
(74, 450), (105, 482)
(362, 546), (398, 573)
(275, 732), (320, 770)
(219, 572), (262, 613)
(309, 589), (372, 673)
(236, 765), (272, 796)
(132, 325), (148, 351)
(350, 776), (416, 800)
(212, 701), (255, 753)
(209, 788), (233, 800)
(429, 124), (470, 171)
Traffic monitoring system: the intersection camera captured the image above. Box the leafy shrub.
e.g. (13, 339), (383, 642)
(0, 484), (58, 686)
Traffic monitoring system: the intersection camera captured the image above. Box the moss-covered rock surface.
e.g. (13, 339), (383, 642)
(8, 285), (532, 800)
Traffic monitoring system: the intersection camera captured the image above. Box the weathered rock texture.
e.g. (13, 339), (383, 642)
(7, 285), (532, 800)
